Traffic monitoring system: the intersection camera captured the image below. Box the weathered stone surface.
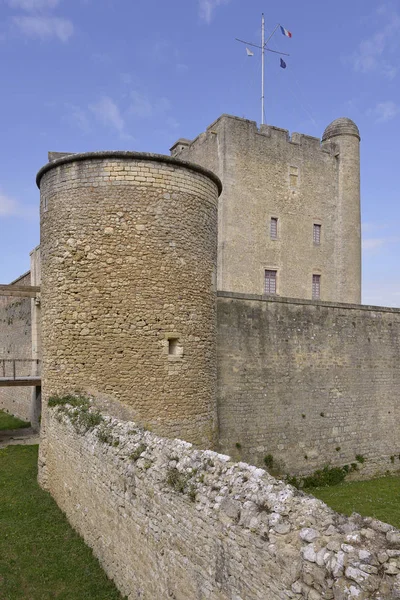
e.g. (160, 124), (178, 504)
(217, 293), (400, 476)
(172, 114), (361, 304)
(38, 152), (221, 483)
(387, 531), (400, 546)
(300, 528), (320, 543)
(42, 404), (400, 600)
(0, 271), (32, 421)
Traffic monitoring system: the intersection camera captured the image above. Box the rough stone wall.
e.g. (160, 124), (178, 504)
(171, 115), (361, 303)
(43, 403), (400, 600)
(38, 152), (220, 456)
(217, 293), (400, 477)
(0, 271), (32, 421)
(327, 132), (361, 305)
(30, 245), (41, 364)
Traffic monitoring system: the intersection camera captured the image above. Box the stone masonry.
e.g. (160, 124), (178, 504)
(171, 115), (361, 304)
(43, 400), (400, 600)
(217, 292), (400, 477)
(37, 152), (221, 470)
(1, 115), (398, 599)
(0, 271), (32, 421)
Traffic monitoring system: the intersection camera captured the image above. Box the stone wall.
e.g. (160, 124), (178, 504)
(171, 115), (361, 304)
(0, 271), (32, 421)
(217, 292), (400, 478)
(37, 152), (221, 454)
(42, 400), (400, 600)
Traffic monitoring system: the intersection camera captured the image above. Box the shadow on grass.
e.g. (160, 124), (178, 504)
(0, 445), (126, 600)
(0, 410), (30, 431)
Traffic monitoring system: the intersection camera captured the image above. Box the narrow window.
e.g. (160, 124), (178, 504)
(270, 217), (278, 240)
(264, 270), (277, 295)
(312, 274), (321, 300)
(289, 166), (299, 188)
(168, 338), (179, 356)
(313, 224), (321, 245)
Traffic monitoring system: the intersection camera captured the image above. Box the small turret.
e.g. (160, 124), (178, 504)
(322, 117), (360, 143)
(322, 118), (361, 304)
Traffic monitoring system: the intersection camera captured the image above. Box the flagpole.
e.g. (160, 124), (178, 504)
(261, 13), (265, 125)
(235, 17), (291, 125)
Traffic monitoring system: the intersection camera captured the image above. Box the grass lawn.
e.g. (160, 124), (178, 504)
(0, 409), (30, 430)
(307, 475), (400, 529)
(0, 445), (125, 600)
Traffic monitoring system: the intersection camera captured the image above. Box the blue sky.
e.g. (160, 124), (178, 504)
(0, 0), (399, 306)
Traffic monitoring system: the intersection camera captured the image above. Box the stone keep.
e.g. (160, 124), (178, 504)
(37, 152), (221, 447)
(171, 115), (361, 304)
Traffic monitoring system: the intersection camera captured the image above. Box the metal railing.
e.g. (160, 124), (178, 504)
(0, 359), (41, 380)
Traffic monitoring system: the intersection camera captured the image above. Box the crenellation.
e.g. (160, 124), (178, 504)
(178, 114), (337, 157)
(290, 132), (322, 150)
(259, 123), (290, 142)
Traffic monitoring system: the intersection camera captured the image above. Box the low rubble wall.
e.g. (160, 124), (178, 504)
(40, 399), (400, 600)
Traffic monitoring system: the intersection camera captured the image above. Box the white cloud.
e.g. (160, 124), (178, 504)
(367, 101), (400, 123)
(362, 238), (387, 251)
(199, 0), (230, 24)
(7, 0), (60, 11)
(12, 15), (73, 41)
(66, 91), (176, 138)
(120, 73), (132, 85)
(362, 222), (389, 234)
(176, 63), (189, 74)
(363, 282), (400, 308)
(0, 193), (36, 219)
(362, 235), (400, 253)
(129, 91), (153, 118)
(0, 194), (19, 217)
(166, 116), (179, 130)
(351, 8), (400, 78)
(89, 96), (125, 134)
(91, 52), (112, 66)
(129, 91), (171, 118)
(64, 103), (91, 133)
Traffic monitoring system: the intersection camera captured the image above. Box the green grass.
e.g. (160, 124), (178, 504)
(307, 475), (400, 529)
(0, 409), (30, 430)
(0, 445), (125, 600)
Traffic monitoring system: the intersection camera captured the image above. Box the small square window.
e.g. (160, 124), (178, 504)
(270, 217), (278, 240)
(264, 270), (277, 295)
(168, 338), (179, 356)
(313, 224), (321, 245)
(312, 274), (321, 300)
(165, 334), (183, 360)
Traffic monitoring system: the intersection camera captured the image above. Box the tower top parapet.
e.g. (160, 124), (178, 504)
(322, 118), (360, 142)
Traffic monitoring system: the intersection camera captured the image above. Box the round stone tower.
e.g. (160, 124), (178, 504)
(37, 151), (221, 448)
(322, 118), (361, 304)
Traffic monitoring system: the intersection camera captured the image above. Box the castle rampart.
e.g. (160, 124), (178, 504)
(0, 125), (399, 598)
(37, 151), (221, 477)
(0, 271), (33, 421)
(217, 292), (400, 476)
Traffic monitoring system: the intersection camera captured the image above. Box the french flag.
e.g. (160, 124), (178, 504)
(280, 25), (292, 38)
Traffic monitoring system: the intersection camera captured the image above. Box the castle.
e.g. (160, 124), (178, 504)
(1, 115), (400, 599)
(2, 114), (400, 476)
(171, 115), (361, 303)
